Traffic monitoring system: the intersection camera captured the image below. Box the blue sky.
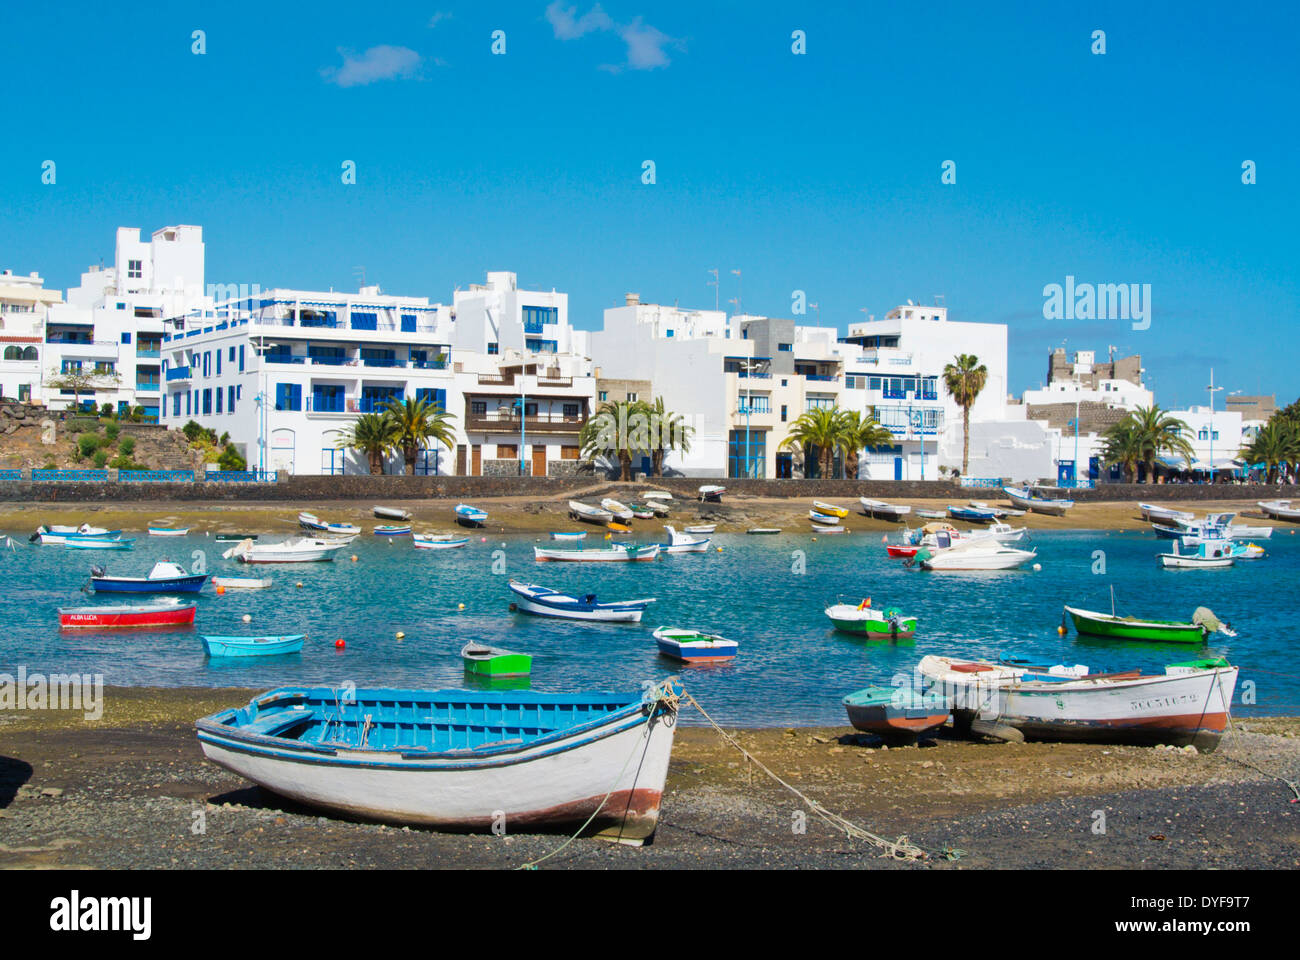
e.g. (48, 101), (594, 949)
(2, 1), (1296, 405)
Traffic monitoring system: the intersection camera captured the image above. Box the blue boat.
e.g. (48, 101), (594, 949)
(508, 580), (656, 622)
(90, 560), (209, 594)
(455, 503), (488, 528)
(65, 537), (137, 551)
(947, 505), (997, 523)
(194, 680), (683, 844)
(203, 634), (305, 657)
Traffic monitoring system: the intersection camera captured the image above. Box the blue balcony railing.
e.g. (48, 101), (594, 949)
(166, 366), (191, 381)
(206, 469), (277, 483)
(0, 469), (21, 482)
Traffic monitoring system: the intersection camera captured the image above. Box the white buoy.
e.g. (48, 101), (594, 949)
(395, 631), (405, 640)
(241, 614), (252, 623)
(1032, 563), (1042, 572)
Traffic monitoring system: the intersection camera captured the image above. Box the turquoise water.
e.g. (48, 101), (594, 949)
(3, 527), (1298, 725)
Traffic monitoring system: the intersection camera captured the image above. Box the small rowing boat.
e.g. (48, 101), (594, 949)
(203, 634), (305, 657)
(32, 524), (119, 544)
(600, 498), (634, 521)
(90, 560), (208, 593)
(508, 581), (656, 622)
(412, 533), (469, 550)
(374, 506), (412, 521)
(812, 500), (849, 518)
(534, 543), (660, 562)
(809, 510), (842, 526)
(660, 525), (710, 553)
(859, 498), (911, 521)
(915, 509), (947, 520)
(825, 600), (918, 638)
(747, 527), (781, 535)
(66, 536), (137, 550)
(1003, 486), (1073, 516)
(549, 531), (587, 541)
(628, 503), (656, 520)
(298, 512), (361, 535)
(373, 524), (411, 536)
(1139, 502), (1194, 524)
(454, 504), (488, 528)
(812, 525), (846, 534)
(211, 576), (274, 590)
(606, 521), (632, 533)
(569, 501), (614, 524)
(461, 643), (532, 678)
(642, 491), (673, 501)
(59, 598), (197, 629)
(653, 626), (737, 663)
(148, 526), (190, 537)
(683, 523), (716, 534)
(843, 686), (952, 743)
(698, 485), (725, 502)
(947, 505), (997, 523)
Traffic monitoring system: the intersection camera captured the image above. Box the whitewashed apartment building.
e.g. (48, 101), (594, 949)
(0, 270), (62, 403)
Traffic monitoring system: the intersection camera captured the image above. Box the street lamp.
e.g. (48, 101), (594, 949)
(515, 389), (527, 476)
(1206, 368), (1223, 484)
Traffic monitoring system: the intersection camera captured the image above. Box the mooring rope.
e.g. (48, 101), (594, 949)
(1219, 709), (1300, 803)
(681, 691), (927, 861)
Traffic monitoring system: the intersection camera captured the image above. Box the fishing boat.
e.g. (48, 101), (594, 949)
(222, 536), (349, 564)
(454, 504), (488, 528)
(915, 508), (948, 520)
(645, 500), (671, 516)
(42, 523), (112, 536)
(374, 506), (412, 521)
(373, 524), (412, 536)
(534, 543), (660, 562)
(812, 500), (849, 518)
(964, 522), (1027, 543)
(698, 485), (725, 502)
(947, 505), (997, 523)
(683, 523), (716, 534)
(298, 512), (362, 536)
(1139, 502), (1194, 524)
(90, 560), (208, 593)
(642, 491), (673, 501)
(600, 498), (634, 521)
(461, 643), (532, 678)
(195, 679), (683, 844)
(215, 533), (259, 542)
(843, 686), (952, 743)
(628, 503), (656, 520)
(211, 576), (274, 590)
(825, 600), (918, 638)
(59, 598), (197, 629)
(412, 533), (469, 550)
(660, 525), (710, 553)
(203, 634), (306, 657)
(859, 498), (912, 521)
(914, 537), (1037, 571)
(549, 531), (587, 541)
(1157, 540), (1235, 569)
(569, 501), (614, 524)
(1229, 541), (1267, 561)
(1258, 500), (1300, 523)
(809, 510), (842, 526)
(31, 526), (124, 545)
(508, 581), (656, 622)
(653, 626), (737, 663)
(917, 654), (1239, 750)
(148, 526), (190, 537)
(747, 527), (782, 535)
(1064, 604), (1235, 643)
(1003, 486), (1073, 516)
(65, 536), (137, 551)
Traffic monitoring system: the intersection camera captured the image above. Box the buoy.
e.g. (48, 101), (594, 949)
(1032, 563), (1042, 572)
(296, 581), (303, 588)
(351, 555), (358, 562)
(716, 546), (722, 552)
(395, 631), (405, 640)
(241, 614), (252, 623)
(881, 534), (887, 543)
(335, 638), (345, 649)
(216, 585), (225, 595)
(811, 537), (817, 542)
(457, 602), (465, 610)
(480, 537), (487, 542)
(1057, 625), (1066, 635)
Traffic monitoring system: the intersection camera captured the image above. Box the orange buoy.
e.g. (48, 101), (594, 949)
(216, 585), (226, 595)
(335, 638), (346, 649)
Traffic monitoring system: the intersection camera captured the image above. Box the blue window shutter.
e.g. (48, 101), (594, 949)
(239, 345), (245, 371)
(121, 332), (131, 344)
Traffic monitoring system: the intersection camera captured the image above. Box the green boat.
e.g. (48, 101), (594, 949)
(825, 602), (918, 639)
(1063, 604), (1234, 644)
(461, 642), (532, 678)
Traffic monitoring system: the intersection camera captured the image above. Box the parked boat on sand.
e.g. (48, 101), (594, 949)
(859, 498), (911, 521)
(843, 686), (952, 743)
(374, 506), (412, 521)
(569, 501), (614, 525)
(1003, 486), (1074, 516)
(454, 504), (488, 528)
(298, 512), (361, 536)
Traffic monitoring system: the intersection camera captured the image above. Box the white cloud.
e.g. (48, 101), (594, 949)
(324, 45), (423, 87)
(428, 11), (452, 28)
(544, 2), (679, 70)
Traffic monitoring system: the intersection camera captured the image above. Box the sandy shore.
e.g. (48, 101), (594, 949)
(1, 688), (1297, 869)
(0, 492), (1289, 537)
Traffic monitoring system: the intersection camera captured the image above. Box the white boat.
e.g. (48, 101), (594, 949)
(698, 485), (725, 502)
(966, 522), (1028, 543)
(645, 500), (671, 516)
(1158, 539), (1235, 569)
(600, 498), (634, 521)
(298, 512), (361, 535)
(660, 525), (711, 553)
(148, 526), (190, 537)
(196, 680), (682, 845)
(916, 538), (1037, 571)
(1139, 502), (1195, 523)
(374, 506), (412, 521)
(45, 523), (111, 536)
(549, 531), (588, 541)
(641, 491), (673, 501)
(917, 654), (1239, 750)
(683, 523), (716, 534)
(211, 576), (274, 590)
(508, 581), (656, 622)
(813, 525), (847, 534)
(32, 524), (121, 545)
(1225, 523), (1272, 540)
(222, 536), (349, 564)
(1257, 500), (1300, 523)
(809, 510), (842, 526)
(534, 543), (661, 562)
(454, 504), (488, 528)
(859, 498), (911, 521)
(413, 534), (469, 550)
(1003, 486), (1073, 516)
(569, 501), (614, 524)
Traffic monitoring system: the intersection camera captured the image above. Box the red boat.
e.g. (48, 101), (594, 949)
(58, 599), (197, 629)
(885, 544), (920, 558)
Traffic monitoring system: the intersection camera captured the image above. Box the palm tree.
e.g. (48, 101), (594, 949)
(1127, 405), (1195, 483)
(1099, 418), (1143, 483)
(330, 413), (399, 475)
(383, 397), (457, 475)
(1241, 417), (1300, 482)
(838, 409), (895, 479)
(579, 399), (648, 480)
(942, 354), (988, 477)
(780, 407), (846, 479)
(646, 396), (693, 477)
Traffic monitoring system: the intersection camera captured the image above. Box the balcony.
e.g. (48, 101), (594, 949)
(464, 410), (586, 435)
(136, 381), (160, 392)
(165, 366), (192, 381)
(135, 349), (161, 359)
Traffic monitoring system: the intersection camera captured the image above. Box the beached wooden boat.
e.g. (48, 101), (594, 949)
(298, 512), (361, 535)
(195, 680), (683, 844)
(917, 654), (1239, 750)
(203, 634), (305, 657)
(628, 503), (656, 520)
(412, 533), (469, 550)
(641, 491), (673, 501)
(508, 581), (656, 622)
(660, 525), (710, 553)
(549, 531), (587, 541)
(1258, 500), (1300, 523)
(653, 626), (737, 663)
(461, 642), (532, 678)
(812, 525), (846, 534)
(90, 560), (208, 593)
(148, 526), (190, 537)
(66, 536), (137, 550)
(1003, 486), (1073, 516)
(211, 576), (274, 590)
(683, 523), (716, 534)
(914, 508), (947, 520)
(809, 510), (842, 526)
(1139, 502), (1194, 524)
(373, 524), (411, 536)
(59, 598), (197, 629)
(843, 686), (952, 743)
(374, 506), (412, 521)
(812, 500), (849, 518)
(222, 536), (348, 564)
(859, 498), (911, 521)
(825, 601), (918, 638)
(947, 505), (997, 523)
(1064, 604), (1234, 643)
(454, 504), (488, 528)
(698, 485), (725, 502)
(645, 500), (670, 516)
(747, 527), (781, 535)
(569, 501), (614, 524)
(600, 498), (634, 521)
(534, 543), (660, 562)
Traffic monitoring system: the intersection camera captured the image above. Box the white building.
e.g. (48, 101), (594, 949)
(163, 272), (595, 476)
(43, 226), (212, 418)
(0, 270), (62, 403)
(1168, 405), (1245, 472)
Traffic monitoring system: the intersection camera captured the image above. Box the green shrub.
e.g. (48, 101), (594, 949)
(42, 461), (57, 471)
(93, 450), (108, 468)
(217, 445), (247, 471)
(77, 434), (101, 457)
(109, 455), (144, 470)
(99, 403), (115, 419)
(66, 418), (99, 434)
(182, 420), (203, 441)
(119, 435), (136, 456)
(105, 423), (120, 441)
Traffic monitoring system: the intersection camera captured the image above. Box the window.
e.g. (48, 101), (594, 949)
(127, 260), (142, 279)
(275, 383), (301, 411)
(471, 401), (487, 415)
(807, 397), (835, 411)
(415, 388), (447, 409)
(312, 384), (343, 412)
(781, 404), (788, 422)
(203, 389), (212, 415)
(350, 311), (378, 331)
(523, 402), (538, 417)
(229, 346), (236, 362)
(626, 392), (638, 402)
(563, 403), (580, 418)
(738, 396), (770, 414)
(185, 392), (191, 416)
(487, 342), (499, 355)
(522, 305), (557, 333)
(203, 352), (210, 377)
(401, 314), (417, 333)
(498, 444), (518, 459)
(525, 338), (558, 354)
(778, 343), (792, 352)
(228, 385), (236, 411)
(216, 388), (223, 414)
(121, 332), (132, 344)
(560, 445), (579, 460)
(216, 351), (221, 375)
(598, 391), (608, 401)
(238, 345), (245, 371)
(173, 394), (181, 417)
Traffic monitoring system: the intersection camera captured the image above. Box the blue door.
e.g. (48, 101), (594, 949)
(1057, 461), (1076, 487)
(894, 456), (903, 481)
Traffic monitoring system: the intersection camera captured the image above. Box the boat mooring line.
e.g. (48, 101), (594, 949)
(680, 691), (928, 862)
(1220, 709), (1300, 804)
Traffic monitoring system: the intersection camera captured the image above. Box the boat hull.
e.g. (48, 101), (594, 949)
(203, 635), (305, 657)
(509, 586), (651, 622)
(1065, 606), (1205, 643)
(413, 536), (469, 550)
(91, 574), (208, 594)
(534, 545), (659, 562)
(843, 687), (951, 743)
(60, 603), (197, 629)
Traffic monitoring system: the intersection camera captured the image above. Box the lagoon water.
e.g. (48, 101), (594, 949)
(3, 528), (1297, 726)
